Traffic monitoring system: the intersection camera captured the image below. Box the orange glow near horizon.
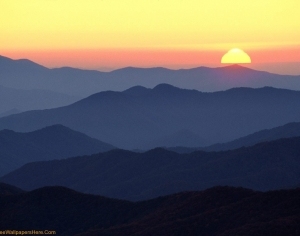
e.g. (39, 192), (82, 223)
(1, 1), (300, 74)
(1, 49), (224, 70)
(2, 46), (299, 74)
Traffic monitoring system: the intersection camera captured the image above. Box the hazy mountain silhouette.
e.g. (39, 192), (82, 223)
(1, 85), (300, 149)
(0, 85), (81, 114)
(169, 121), (300, 153)
(0, 108), (21, 118)
(0, 125), (115, 176)
(204, 121), (300, 151)
(1, 55), (300, 97)
(2, 136), (300, 201)
(0, 185), (299, 235)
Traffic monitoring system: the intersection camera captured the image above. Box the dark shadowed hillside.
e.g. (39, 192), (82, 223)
(1, 85), (300, 149)
(0, 186), (135, 235)
(2, 137), (300, 201)
(0, 125), (115, 176)
(0, 182), (24, 195)
(0, 186), (299, 236)
(80, 187), (300, 236)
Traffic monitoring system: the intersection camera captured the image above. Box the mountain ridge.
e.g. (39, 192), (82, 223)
(2, 136), (300, 201)
(1, 55), (300, 97)
(169, 121), (300, 153)
(0, 124), (115, 176)
(1, 85), (300, 149)
(0, 185), (299, 235)
(205, 121), (300, 151)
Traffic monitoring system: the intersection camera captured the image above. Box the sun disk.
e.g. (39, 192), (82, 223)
(221, 48), (251, 64)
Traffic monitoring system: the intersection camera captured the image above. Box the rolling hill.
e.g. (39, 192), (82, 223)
(0, 125), (115, 176)
(2, 136), (300, 201)
(1, 85), (300, 149)
(0, 185), (299, 236)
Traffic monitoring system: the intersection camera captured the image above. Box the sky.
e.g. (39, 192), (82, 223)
(1, 0), (300, 74)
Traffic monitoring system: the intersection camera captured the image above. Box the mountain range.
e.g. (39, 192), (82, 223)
(0, 124), (114, 176)
(0, 185), (299, 236)
(1, 54), (300, 235)
(2, 136), (300, 201)
(1, 84), (300, 149)
(1, 55), (300, 97)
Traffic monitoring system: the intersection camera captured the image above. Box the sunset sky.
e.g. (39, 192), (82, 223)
(1, 0), (300, 74)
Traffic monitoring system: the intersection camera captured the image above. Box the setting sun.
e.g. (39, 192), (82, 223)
(1, 0), (299, 74)
(221, 48), (251, 64)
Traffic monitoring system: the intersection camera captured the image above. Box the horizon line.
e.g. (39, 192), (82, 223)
(1, 54), (299, 77)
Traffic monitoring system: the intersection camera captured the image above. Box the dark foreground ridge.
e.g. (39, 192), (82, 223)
(0, 182), (24, 195)
(0, 186), (299, 236)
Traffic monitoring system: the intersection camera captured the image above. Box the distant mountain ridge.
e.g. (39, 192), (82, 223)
(2, 136), (300, 201)
(0, 124), (115, 176)
(1, 84), (300, 148)
(1, 55), (300, 97)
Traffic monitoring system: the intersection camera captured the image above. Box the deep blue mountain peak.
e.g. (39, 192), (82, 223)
(123, 85), (150, 96)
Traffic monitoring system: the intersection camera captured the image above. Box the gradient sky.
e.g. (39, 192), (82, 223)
(1, 0), (300, 74)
